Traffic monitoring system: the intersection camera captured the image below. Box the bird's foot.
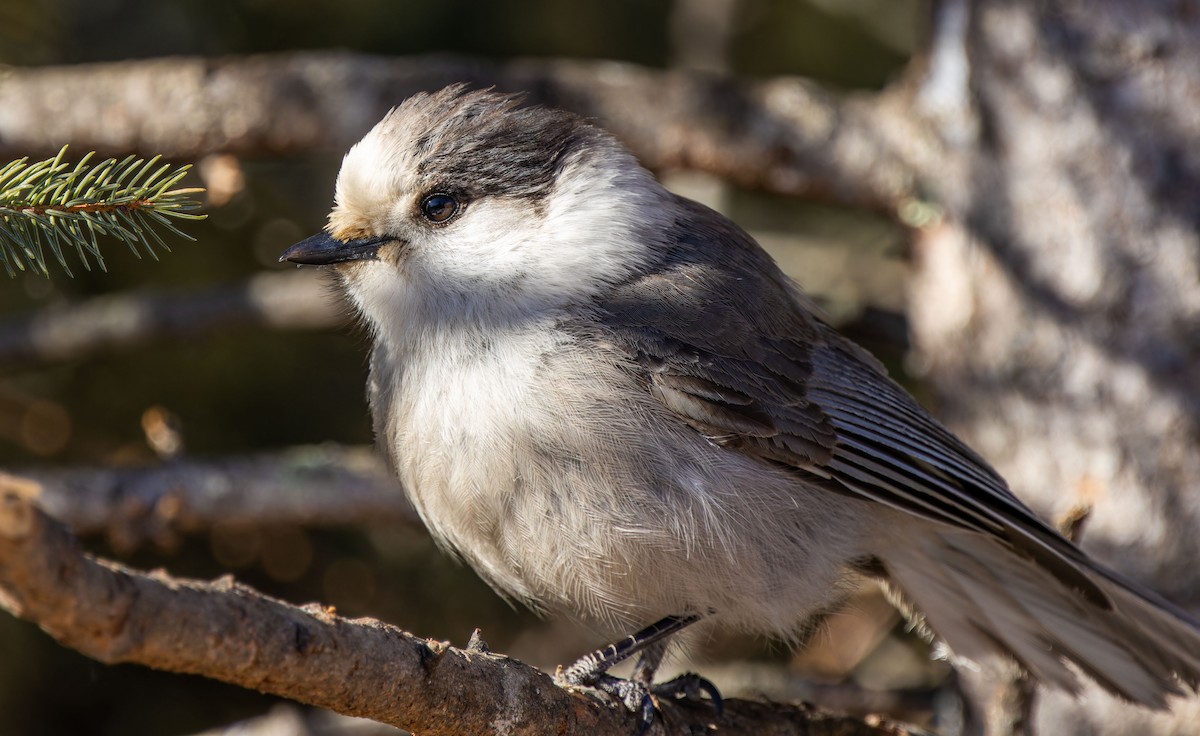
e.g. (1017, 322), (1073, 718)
(586, 673), (657, 733)
(557, 614), (717, 733)
(559, 668), (723, 733)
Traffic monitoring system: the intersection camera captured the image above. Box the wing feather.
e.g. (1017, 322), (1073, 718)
(586, 195), (1109, 605)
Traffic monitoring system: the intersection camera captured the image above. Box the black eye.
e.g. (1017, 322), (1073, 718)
(421, 193), (459, 223)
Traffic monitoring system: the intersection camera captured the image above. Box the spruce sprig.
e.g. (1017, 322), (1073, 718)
(0, 146), (206, 277)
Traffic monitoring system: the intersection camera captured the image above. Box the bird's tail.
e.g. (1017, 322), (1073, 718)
(878, 525), (1200, 708)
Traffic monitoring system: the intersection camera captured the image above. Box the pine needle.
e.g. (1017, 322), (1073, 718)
(0, 146), (207, 277)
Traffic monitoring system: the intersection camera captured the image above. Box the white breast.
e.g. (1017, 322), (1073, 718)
(372, 315), (871, 636)
(388, 324), (565, 601)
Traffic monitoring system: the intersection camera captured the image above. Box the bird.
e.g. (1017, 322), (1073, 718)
(281, 84), (1200, 725)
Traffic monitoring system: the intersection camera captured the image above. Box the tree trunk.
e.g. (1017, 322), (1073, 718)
(906, 1), (1200, 733)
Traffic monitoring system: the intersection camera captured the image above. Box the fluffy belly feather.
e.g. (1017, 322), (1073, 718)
(383, 325), (870, 635)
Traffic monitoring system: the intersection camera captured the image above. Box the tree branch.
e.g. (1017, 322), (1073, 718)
(0, 269), (343, 372)
(0, 482), (918, 735)
(0, 53), (925, 212)
(19, 445), (411, 550)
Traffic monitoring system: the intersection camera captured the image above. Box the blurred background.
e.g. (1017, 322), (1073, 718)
(0, 1), (938, 734)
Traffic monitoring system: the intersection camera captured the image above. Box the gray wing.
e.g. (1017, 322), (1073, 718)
(587, 196), (1108, 603)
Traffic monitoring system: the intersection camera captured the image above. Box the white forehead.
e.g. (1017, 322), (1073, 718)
(334, 109), (420, 222)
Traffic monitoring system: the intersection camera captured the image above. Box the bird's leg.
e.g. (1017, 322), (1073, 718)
(561, 613), (701, 686)
(560, 613), (722, 731)
(630, 639), (668, 686)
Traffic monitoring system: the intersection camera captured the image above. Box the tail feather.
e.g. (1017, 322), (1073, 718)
(941, 534), (1178, 704)
(881, 525), (1200, 708)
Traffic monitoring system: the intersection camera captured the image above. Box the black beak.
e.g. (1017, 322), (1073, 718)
(279, 232), (392, 265)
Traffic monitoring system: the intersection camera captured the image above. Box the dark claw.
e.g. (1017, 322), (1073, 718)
(651, 672), (724, 716)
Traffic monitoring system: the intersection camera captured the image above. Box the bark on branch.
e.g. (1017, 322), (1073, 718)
(0, 481), (916, 736)
(19, 444), (412, 551)
(0, 52), (925, 212)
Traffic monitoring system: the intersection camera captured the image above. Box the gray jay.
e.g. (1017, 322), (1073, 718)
(283, 85), (1200, 721)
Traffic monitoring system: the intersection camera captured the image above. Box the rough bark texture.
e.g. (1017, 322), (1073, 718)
(0, 484), (920, 736)
(902, 1), (1200, 733)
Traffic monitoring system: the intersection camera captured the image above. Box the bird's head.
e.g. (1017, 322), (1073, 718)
(282, 85), (671, 330)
